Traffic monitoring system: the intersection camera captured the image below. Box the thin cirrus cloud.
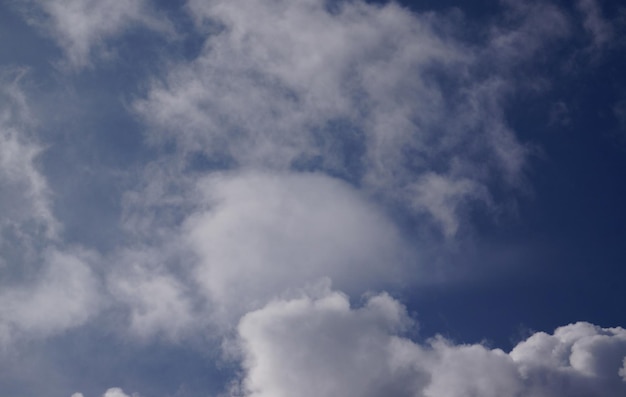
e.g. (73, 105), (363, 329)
(1, 0), (625, 397)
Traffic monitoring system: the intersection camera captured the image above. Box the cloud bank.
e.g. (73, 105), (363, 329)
(232, 289), (626, 397)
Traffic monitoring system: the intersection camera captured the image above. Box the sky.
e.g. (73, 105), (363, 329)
(0, 0), (626, 396)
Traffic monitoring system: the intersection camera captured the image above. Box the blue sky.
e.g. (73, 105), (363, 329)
(1, 0), (626, 396)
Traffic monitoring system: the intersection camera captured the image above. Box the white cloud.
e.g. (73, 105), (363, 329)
(233, 288), (416, 397)
(102, 388), (131, 397)
(0, 69), (62, 278)
(233, 288), (626, 397)
(20, 0), (172, 69)
(135, 0), (570, 236)
(0, 70), (111, 361)
(410, 173), (488, 237)
(0, 69), (58, 241)
(0, 248), (100, 346)
(183, 171), (413, 325)
(107, 248), (197, 341)
(69, 389), (133, 397)
(511, 322), (626, 396)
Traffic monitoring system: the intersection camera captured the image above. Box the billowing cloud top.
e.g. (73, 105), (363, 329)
(234, 289), (626, 397)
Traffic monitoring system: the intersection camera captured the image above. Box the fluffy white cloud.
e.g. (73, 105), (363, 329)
(233, 288), (626, 397)
(233, 288), (418, 397)
(69, 388), (132, 397)
(107, 169), (413, 339)
(184, 171), (412, 325)
(20, 0), (172, 69)
(102, 388), (132, 397)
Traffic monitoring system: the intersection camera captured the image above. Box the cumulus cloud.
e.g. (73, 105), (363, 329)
(70, 387), (136, 397)
(102, 169), (414, 339)
(232, 288), (626, 397)
(19, 0), (172, 69)
(133, 0), (573, 236)
(102, 388), (132, 397)
(183, 171), (412, 325)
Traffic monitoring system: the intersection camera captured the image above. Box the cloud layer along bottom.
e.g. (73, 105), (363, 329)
(82, 288), (626, 397)
(231, 289), (626, 397)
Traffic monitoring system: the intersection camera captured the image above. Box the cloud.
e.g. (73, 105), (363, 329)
(0, 248), (100, 346)
(134, 0), (573, 236)
(114, 169), (414, 338)
(576, 0), (614, 49)
(183, 170), (413, 325)
(71, 387), (135, 397)
(0, 69), (58, 239)
(0, 69), (115, 364)
(409, 173), (488, 237)
(232, 288), (626, 397)
(0, 69), (62, 278)
(102, 388), (132, 397)
(107, 247), (197, 341)
(18, 0), (172, 69)
(1, 1), (623, 396)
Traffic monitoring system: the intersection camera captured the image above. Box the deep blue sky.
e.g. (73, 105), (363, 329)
(407, 0), (626, 348)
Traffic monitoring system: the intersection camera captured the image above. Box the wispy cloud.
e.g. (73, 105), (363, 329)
(0, 248), (100, 347)
(577, 0), (614, 50)
(18, 0), (173, 69)
(133, 0), (570, 236)
(0, 69), (58, 242)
